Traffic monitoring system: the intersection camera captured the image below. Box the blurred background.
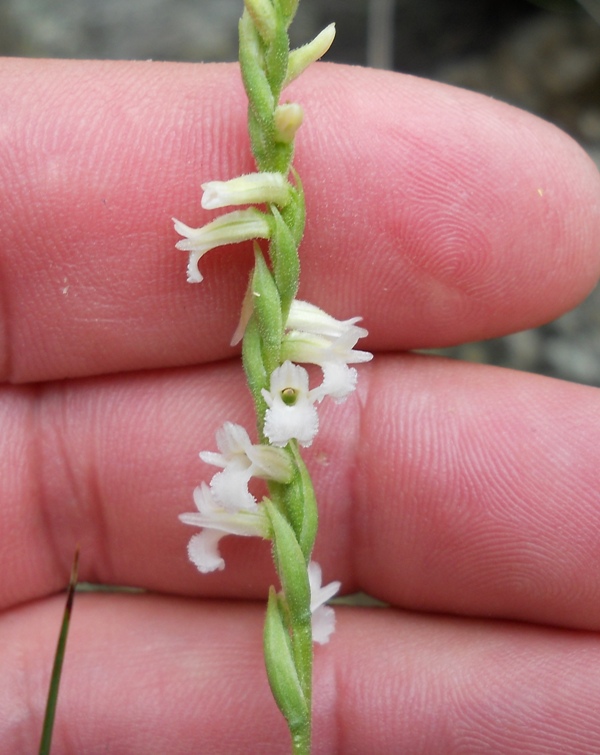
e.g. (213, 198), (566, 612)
(1, 0), (599, 385)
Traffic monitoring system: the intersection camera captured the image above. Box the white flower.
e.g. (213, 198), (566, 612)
(173, 208), (271, 283)
(282, 300), (372, 402)
(201, 172), (291, 210)
(262, 361), (319, 447)
(200, 422), (293, 510)
(283, 301), (372, 366)
(179, 483), (269, 573)
(286, 300), (367, 341)
(308, 561), (341, 645)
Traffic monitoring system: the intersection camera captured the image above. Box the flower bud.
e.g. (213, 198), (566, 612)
(284, 23), (336, 86)
(274, 103), (304, 144)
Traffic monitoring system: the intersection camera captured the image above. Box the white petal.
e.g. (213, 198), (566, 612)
(263, 401), (319, 447)
(200, 422), (253, 473)
(186, 530), (226, 573)
(172, 217), (198, 242)
(308, 561), (341, 645)
(181, 486), (267, 535)
(216, 422), (253, 457)
(311, 603), (336, 645)
(269, 360), (311, 395)
(282, 326), (372, 368)
(308, 561), (341, 609)
(187, 254), (204, 283)
(210, 469), (256, 510)
(319, 362), (358, 403)
(200, 422), (292, 482)
(199, 450), (226, 469)
(284, 23), (336, 87)
(179, 485), (269, 574)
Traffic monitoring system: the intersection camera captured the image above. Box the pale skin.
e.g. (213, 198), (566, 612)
(1, 58), (600, 752)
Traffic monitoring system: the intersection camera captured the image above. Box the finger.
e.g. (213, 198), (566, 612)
(3, 355), (600, 631)
(1, 59), (599, 382)
(4, 593), (600, 752)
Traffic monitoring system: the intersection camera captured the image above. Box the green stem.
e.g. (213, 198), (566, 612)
(238, 3), (322, 752)
(292, 729), (311, 755)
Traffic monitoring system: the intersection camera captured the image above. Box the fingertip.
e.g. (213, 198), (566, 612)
(291, 65), (600, 348)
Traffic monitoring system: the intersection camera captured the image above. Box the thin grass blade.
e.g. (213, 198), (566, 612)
(38, 547), (80, 755)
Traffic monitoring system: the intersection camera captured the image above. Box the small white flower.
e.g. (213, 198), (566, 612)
(201, 172), (291, 210)
(200, 422), (293, 509)
(283, 301), (372, 367)
(262, 361), (319, 447)
(286, 300), (367, 341)
(173, 208), (271, 283)
(308, 561), (341, 645)
(179, 483), (269, 573)
(282, 300), (372, 402)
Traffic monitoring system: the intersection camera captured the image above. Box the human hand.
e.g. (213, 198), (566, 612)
(1, 58), (600, 752)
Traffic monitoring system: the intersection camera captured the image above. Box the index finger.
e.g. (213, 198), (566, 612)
(1, 58), (599, 382)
